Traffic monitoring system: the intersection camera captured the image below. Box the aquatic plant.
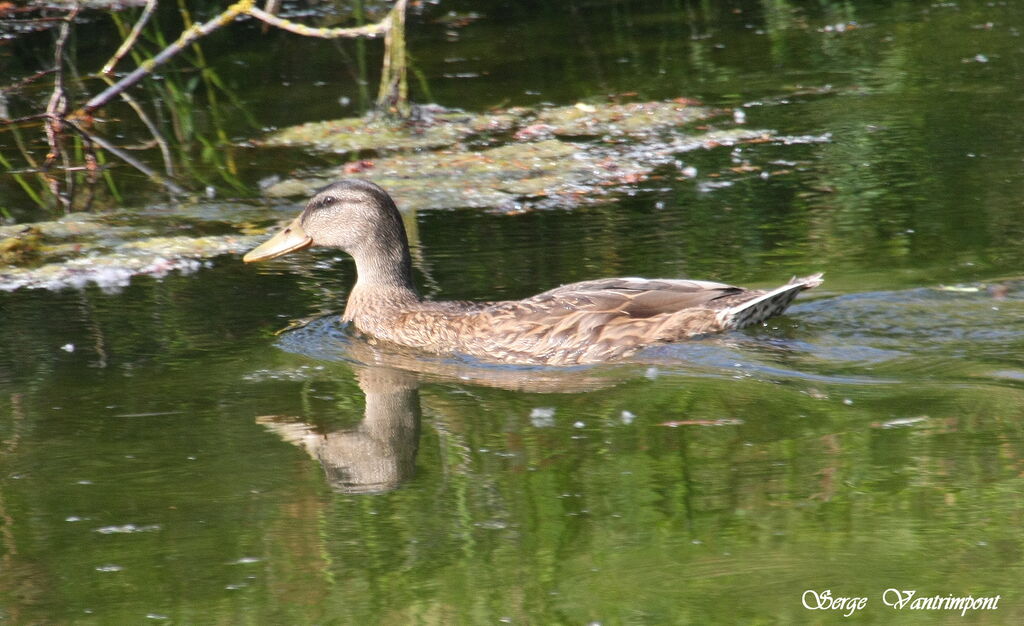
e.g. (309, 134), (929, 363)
(0, 0), (410, 210)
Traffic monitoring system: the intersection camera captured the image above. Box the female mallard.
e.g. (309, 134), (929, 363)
(244, 180), (822, 366)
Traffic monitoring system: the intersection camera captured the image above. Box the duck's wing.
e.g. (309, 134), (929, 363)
(463, 278), (748, 364)
(528, 277), (746, 317)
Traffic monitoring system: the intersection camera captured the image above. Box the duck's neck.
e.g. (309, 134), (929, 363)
(343, 235), (420, 324)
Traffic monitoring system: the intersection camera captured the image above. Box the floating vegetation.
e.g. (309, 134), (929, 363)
(0, 226), (44, 265)
(262, 100), (718, 153)
(0, 235), (257, 292)
(535, 100), (719, 138)
(261, 99), (780, 211)
(0, 211), (260, 292)
(260, 110), (511, 154)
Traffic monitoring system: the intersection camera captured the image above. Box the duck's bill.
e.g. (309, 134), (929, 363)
(243, 217), (313, 263)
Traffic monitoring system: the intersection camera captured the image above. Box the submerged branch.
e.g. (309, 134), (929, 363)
(66, 121), (187, 196)
(0, 69), (57, 101)
(99, 74), (176, 179)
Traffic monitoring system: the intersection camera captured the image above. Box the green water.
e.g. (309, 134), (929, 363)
(3, 0), (1024, 623)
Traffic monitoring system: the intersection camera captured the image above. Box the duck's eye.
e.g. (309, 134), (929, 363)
(311, 195), (337, 211)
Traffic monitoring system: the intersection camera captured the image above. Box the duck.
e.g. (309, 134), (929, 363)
(244, 180), (823, 366)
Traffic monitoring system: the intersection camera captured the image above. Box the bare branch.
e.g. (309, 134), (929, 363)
(0, 69), (58, 102)
(246, 7), (390, 39)
(44, 4), (80, 210)
(32, 0), (411, 205)
(77, 0), (257, 117)
(76, 0), (404, 118)
(376, 0), (409, 117)
(101, 0), (158, 76)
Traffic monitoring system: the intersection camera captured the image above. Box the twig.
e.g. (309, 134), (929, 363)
(260, 0), (280, 34)
(97, 5), (175, 177)
(101, 0), (158, 75)
(2, 17), (68, 25)
(247, 6), (391, 39)
(99, 74), (176, 178)
(376, 0), (409, 117)
(8, 164), (98, 173)
(65, 120), (187, 196)
(75, 0), (402, 118)
(77, 0), (257, 117)
(0, 69), (58, 99)
(44, 7), (76, 147)
(44, 4), (80, 210)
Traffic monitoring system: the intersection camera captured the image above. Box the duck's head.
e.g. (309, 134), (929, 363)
(243, 179), (407, 263)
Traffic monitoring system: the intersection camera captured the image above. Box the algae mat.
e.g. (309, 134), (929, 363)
(261, 100), (777, 211)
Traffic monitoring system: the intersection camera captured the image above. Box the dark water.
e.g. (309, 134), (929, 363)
(3, 0), (1024, 623)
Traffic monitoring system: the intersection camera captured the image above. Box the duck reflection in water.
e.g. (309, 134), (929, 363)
(257, 366), (420, 494)
(255, 314), (632, 494)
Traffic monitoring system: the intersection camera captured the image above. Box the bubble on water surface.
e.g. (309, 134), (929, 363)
(230, 557), (262, 565)
(530, 407), (556, 427)
(94, 524), (161, 534)
(95, 564), (124, 572)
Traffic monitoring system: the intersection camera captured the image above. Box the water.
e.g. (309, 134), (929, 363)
(3, 0), (1024, 622)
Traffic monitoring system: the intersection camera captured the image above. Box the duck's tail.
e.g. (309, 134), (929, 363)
(717, 273), (823, 330)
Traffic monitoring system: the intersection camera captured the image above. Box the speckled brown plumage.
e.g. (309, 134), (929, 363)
(244, 180), (823, 366)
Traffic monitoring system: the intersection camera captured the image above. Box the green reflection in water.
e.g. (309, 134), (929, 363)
(1, 271), (1022, 622)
